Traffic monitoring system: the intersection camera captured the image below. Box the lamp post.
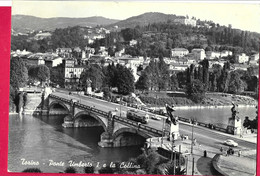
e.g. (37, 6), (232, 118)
(191, 123), (194, 154)
(120, 96), (122, 118)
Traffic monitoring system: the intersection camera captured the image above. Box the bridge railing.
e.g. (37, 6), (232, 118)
(49, 94), (162, 136)
(50, 94), (230, 135)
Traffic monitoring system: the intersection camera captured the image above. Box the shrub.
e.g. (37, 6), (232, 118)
(64, 166), (77, 173)
(84, 166), (95, 173)
(22, 168), (42, 173)
(98, 166), (114, 174)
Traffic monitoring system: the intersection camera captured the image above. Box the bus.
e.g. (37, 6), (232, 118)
(126, 109), (149, 124)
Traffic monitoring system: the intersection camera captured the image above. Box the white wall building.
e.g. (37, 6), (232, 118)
(206, 51), (221, 60)
(171, 48), (189, 58)
(174, 17), (197, 27)
(236, 53), (249, 64)
(191, 48), (206, 60)
(220, 50), (233, 57)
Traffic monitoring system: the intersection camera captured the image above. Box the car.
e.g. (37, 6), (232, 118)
(151, 115), (162, 121)
(224, 139), (238, 147)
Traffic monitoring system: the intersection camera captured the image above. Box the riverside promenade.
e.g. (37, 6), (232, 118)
(188, 131), (257, 175)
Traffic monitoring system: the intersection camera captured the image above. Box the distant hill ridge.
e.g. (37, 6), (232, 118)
(12, 15), (120, 33)
(108, 12), (180, 28)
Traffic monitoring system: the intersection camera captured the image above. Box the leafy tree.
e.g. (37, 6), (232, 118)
(80, 64), (104, 90)
(22, 168), (42, 173)
(64, 167), (77, 173)
(135, 72), (150, 92)
(10, 57), (28, 89)
(116, 64), (135, 95)
(50, 65), (64, 87)
(84, 166), (95, 173)
(98, 165), (114, 174)
(186, 79), (206, 103)
(36, 65), (50, 85)
(228, 71), (247, 94)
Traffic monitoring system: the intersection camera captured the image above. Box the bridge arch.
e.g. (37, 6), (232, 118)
(74, 111), (107, 130)
(112, 127), (150, 147)
(49, 100), (70, 114)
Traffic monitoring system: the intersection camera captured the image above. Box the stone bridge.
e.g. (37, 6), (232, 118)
(48, 94), (165, 148)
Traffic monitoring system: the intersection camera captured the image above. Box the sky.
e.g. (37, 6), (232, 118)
(11, 1), (260, 33)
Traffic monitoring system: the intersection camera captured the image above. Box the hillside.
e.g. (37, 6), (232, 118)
(107, 12), (180, 29)
(12, 15), (120, 33)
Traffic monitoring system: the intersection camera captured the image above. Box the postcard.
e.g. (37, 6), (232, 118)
(6, 1), (259, 175)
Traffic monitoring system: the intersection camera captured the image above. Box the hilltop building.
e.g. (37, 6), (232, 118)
(174, 17), (196, 27)
(171, 48), (189, 58)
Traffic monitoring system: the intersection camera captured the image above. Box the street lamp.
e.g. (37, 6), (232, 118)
(120, 96), (122, 118)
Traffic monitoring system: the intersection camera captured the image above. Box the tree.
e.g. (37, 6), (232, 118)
(36, 65), (50, 86)
(10, 57), (28, 89)
(80, 64), (104, 91)
(186, 79), (206, 103)
(64, 167), (77, 173)
(116, 65), (135, 95)
(50, 65), (64, 87)
(228, 71), (247, 94)
(22, 168), (42, 173)
(135, 72), (150, 92)
(84, 166), (95, 173)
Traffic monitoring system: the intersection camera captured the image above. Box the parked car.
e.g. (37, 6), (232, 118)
(224, 139), (238, 147)
(151, 115), (162, 121)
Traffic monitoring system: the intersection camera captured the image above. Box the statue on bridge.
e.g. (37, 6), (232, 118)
(227, 102), (242, 135)
(231, 102), (239, 121)
(165, 104), (179, 141)
(85, 79), (92, 94)
(165, 104), (178, 125)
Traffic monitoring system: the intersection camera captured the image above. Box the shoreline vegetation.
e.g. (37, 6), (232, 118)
(138, 91), (257, 109)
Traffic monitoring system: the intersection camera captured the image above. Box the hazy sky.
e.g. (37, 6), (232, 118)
(12, 1), (260, 33)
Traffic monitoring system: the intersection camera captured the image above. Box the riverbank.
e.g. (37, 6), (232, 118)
(139, 91), (257, 108)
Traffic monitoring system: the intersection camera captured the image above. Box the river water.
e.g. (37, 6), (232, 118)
(175, 105), (257, 128)
(8, 114), (142, 173)
(8, 106), (257, 173)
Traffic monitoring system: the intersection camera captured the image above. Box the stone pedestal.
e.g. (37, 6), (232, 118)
(62, 115), (74, 128)
(165, 119), (179, 141)
(227, 117), (242, 135)
(98, 132), (114, 147)
(86, 86), (92, 94)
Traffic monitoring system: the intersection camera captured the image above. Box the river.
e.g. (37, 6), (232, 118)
(8, 114), (142, 173)
(8, 105), (257, 173)
(175, 105), (257, 128)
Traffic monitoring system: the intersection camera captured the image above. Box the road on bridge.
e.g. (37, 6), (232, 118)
(51, 91), (257, 154)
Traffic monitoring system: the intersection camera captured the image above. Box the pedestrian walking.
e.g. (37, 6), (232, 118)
(238, 150), (242, 157)
(220, 147), (223, 153)
(204, 150), (207, 157)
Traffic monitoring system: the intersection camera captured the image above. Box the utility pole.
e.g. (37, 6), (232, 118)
(191, 122), (194, 154)
(120, 96), (122, 117)
(192, 157), (195, 175)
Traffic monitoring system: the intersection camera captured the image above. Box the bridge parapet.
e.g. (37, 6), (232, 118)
(48, 94), (168, 147)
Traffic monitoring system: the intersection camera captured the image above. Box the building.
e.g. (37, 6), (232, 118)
(171, 48), (189, 58)
(129, 40), (138, 46)
(236, 53), (249, 64)
(25, 53), (45, 66)
(249, 53), (259, 65)
(206, 51), (221, 60)
(174, 17), (197, 27)
(115, 48), (125, 57)
(44, 56), (63, 68)
(168, 62), (189, 75)
(63, 59), (85, 87)
(191, 48), (206, 60)
(56, 48), (72, 58)
(220, 50), (233, 57)
(34, 32), (51, 40)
